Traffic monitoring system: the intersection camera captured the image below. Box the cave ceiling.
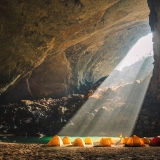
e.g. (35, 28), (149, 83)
(0, 0), (151, 102)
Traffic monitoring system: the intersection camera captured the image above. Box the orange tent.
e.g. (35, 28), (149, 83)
(121, 137), (129, 144)
(126, 135), (144, 147)
(107, 137), (114, 144)
(73, 138), (85, 147)
(62, 136), (71, 145)
(141, 137), (150, 144)
(84, 137), (93, 145)
(48, 135), (63, 146)
(99, 137), (111, 147)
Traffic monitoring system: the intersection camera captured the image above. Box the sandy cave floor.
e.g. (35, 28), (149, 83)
(0, 143), (160, 160)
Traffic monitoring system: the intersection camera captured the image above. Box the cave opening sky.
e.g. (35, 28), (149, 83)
(116, 33), (153, 71)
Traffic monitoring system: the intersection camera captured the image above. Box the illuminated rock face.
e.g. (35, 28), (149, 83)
(0, 0), (151, 102)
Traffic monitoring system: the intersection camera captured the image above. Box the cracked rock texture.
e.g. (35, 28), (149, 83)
(0, 0), (151, 103)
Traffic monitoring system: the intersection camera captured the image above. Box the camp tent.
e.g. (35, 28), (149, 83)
(107, 137), (114, 144)
(149, 136), (160, 146)
(121, 137), (129, 144)
(62, 136), (71, 145)
(126, 135), (144, 147)
(141, 137), (150, 144)
(73, 138), (85, 147)
(84, 137), (93, 145)
(48, 135), (63, 146)
(99, 137), (111, 147)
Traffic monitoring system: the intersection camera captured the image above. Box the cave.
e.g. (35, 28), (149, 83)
(0, 0), (160, 139)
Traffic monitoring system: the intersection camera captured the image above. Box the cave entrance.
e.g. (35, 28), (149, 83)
(116, 33), (153, 71)
(59, 33), (154, 137)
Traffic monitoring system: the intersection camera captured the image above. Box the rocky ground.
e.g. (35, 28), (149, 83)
(0, 142), (160, 160)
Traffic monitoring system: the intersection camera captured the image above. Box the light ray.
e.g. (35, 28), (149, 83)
(59, 33), (154, 137)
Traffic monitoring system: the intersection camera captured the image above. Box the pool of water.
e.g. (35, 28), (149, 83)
(0, 136), (120, 144)
(0, 136), (51, 144)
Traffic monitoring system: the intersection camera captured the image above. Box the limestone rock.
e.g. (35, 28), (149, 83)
(0, 0), (150, 102)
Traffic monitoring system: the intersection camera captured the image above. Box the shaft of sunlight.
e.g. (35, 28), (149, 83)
(59, 33), (154, 137)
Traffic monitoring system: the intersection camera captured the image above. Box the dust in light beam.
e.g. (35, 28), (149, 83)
(59, 33), (154, 137)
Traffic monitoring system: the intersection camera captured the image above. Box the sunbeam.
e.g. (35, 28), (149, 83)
(59, 33), (154, 137)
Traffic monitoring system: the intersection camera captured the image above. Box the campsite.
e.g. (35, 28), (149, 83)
(1, 135), (160, 159)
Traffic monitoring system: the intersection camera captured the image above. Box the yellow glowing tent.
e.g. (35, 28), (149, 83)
(73, 138), (85, 147)
(48, 135), (63, 146)
(99, 137), (111, 147)
(126, 135), (144, 147)
(84, 137), (93, 145)
(62, 136), (71, 145)
(141, 137), (150, 144)
(107, 137), (114, 144)
(121, 137), (129, 144)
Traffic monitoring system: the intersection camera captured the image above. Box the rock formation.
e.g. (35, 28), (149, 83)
(0, 0), (150, 103)
(148, 0), (160, 103)
(1, 0), (160, 137)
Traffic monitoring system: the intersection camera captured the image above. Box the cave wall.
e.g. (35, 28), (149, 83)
(148, 0), (160, 102)
(129, 0), (160, 137)
(1, 0), (160, 137)
(0, 0), (150, 102)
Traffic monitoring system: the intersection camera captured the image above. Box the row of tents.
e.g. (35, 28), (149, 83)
(47, 135), (160, 147)
(121, 135), (160, 146)
(48, 136), (93, 147)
